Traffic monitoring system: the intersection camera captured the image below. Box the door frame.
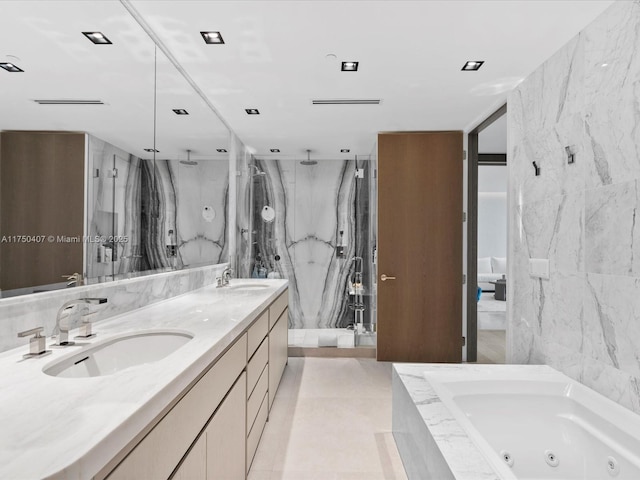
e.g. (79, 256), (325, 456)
(466, 103), (507, 362)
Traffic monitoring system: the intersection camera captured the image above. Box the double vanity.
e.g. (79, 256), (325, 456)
(0, 278), (288, 479)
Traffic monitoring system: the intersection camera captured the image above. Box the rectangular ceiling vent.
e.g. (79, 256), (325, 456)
(34, 99), (104, 105)
(311, 99), (381, 105)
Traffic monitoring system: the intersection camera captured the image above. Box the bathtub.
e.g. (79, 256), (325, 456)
(392, 364), (640, 480)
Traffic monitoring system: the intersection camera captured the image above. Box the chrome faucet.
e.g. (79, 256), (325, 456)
(53, 298), (107, 346)
(222, 267), (233, 285)
(217, 267), (234, 288)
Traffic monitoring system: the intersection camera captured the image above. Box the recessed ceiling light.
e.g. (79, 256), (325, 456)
(216, 149), (228, 153)
(201, 31), (225, 44)
(82, 32), (112, 45)
(172, 109), (189, 115)
(245, 108), (260, 115)
(340, 149), (350, 153)
(144, 148), (159, 153)
(270, 149), (280, 153)
(461, 60), (484, 71)
(0, 62), (23, 72)
(341, 61), (359, 72)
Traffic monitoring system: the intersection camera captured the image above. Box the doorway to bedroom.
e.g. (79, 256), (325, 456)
(470, 107), (507, 364)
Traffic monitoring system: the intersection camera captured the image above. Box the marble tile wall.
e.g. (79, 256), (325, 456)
(246, 158), (373, 329)
(0, 263), (227, 354)
(508, 0), (640, 414)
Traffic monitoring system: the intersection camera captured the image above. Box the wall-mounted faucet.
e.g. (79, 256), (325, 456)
(52, 298), (107, 346)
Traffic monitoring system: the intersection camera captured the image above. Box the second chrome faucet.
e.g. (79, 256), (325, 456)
(52, 298), (107, 346)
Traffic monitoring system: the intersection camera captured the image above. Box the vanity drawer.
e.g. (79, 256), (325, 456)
(247, 338), (268, 397)
(269, 291), (288, 330)
(269, 308), (288, 410)
(108, 334), (247, 480)
(246, 390), (269, 473)
(247, 310), (269, 360)
(247, 363), (268, 434)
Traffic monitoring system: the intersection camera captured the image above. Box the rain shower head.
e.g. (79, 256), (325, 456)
(300, 149), (317, 166)
(180, 149), (198, 166)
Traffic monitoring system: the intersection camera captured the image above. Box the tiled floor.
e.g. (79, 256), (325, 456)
(248, 357), (408, 480)
(477, 329), (506, 364)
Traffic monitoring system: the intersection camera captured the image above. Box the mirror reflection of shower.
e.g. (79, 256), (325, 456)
(247, 157), (276, 278)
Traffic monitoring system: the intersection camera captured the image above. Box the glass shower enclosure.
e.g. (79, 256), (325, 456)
(237, 154), (376, 349)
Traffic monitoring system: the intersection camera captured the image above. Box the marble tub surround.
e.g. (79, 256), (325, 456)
(0, 263), (228, 354)
(392, 364), (522, 480)
(247, 157), (374, 330)
(508, 0), (640, 414)
(393, 364), (640, 480)
(0, 278), (287, 479)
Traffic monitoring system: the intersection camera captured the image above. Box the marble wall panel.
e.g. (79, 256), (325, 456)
(173, 160), (228, 267)
(585, 180), (640, 275)
(582, 1), (640, 189)
(508, 0), (640, 414)
(0, 263), (227, 354)
(249, 158), (372, 329)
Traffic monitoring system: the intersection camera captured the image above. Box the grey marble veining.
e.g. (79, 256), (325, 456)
(87, 135), (228, 278)
(245, 158), (373, 330)
(393, 364), (506, 480)
(508, 0), (640, 414)
(0, 263), (227, 354)
(0, 278), (286, 479)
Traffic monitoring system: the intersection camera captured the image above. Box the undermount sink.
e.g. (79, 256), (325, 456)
(43, 330), (193, 378)
(228, 282), (270, 290)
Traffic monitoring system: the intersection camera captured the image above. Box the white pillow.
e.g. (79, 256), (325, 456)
(478, 257), (492, 274)
(491, 257), (507, 274)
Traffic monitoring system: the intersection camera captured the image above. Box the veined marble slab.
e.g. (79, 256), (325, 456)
(250, 158), (373, 329)
(508, 0), (640, 414)
(0, 279), (287, 479)
(0, 263), (227, 354)
(393, 364), (555, 480)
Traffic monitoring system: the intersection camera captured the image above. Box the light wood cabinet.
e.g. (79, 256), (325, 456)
(172, 435), (206, 480)
(105, 287), (289, 480)
(269, 308), (288, 410)
(206, 372), (247, 480)
(108, 334), (247, 480)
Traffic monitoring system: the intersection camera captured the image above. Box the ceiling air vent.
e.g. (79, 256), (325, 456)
(34, 99), (104, 105)
(311, 99), (381, 105)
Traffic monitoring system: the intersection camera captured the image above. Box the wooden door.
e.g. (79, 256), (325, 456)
(0, 131), (85, 291)
(377, 132), (463, 363)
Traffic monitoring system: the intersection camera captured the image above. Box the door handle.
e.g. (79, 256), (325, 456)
(380, 274), (396, 281)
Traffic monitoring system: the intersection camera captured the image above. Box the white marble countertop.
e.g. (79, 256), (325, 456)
(0, 279), (288, 480)
(393, 363), (553, 480)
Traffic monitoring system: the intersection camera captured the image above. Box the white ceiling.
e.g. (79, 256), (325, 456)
(1, 1), (614, 160)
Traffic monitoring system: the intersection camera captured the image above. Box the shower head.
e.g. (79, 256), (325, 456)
(248, 164), (266, 176)
(300, 149), (317, 166)
(180, 149), (198, 166)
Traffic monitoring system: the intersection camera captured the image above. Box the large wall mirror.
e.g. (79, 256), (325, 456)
(0, 1), (230, 298)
